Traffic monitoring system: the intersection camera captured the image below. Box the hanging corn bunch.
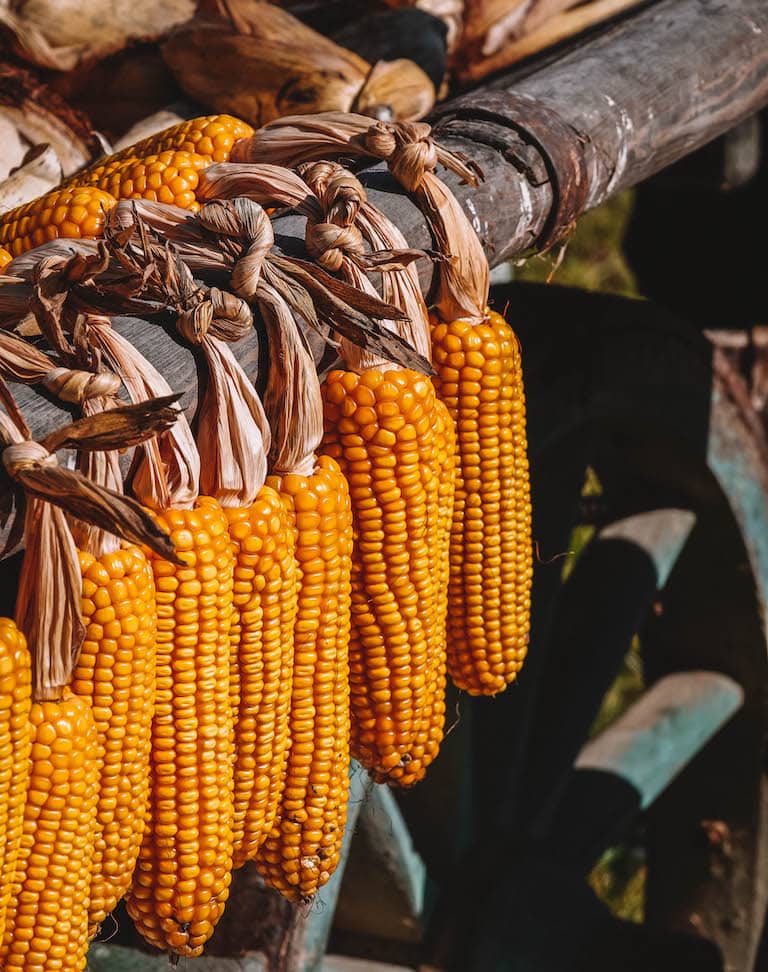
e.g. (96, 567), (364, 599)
(252, 284), (353, 903)
(0, 393), (179, 972)
(79, 313), (235, 957)
(150, 229), (299, 871)
(237, 113), (532, 697)
(297, 162), (454, 786)
(0, 327), (162, 935)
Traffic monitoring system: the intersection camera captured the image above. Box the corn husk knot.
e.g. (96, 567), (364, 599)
(41, 368), (121, 404)
(305, 222), (365, 272)
(359, 121), (438, 191)
(176, 287), (252, 345)
(196, 198), (274, 301)
(300, 162), (367, 226)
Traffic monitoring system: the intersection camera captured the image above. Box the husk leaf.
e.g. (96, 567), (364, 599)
(162, 3), (370, 127)
(260, 281), (322, 477)
(0, 0), (194, 72)
(85, 319), (199, 511)
(0, 395), (180, 700)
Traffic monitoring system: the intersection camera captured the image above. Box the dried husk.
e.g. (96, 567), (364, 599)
(5, 314), (134, 556)
(0, 62), (101, 175)
(302, 160), (433, 362)
(0, 0), (194, 72)
(107, 196), (432, 373)
(354, 59), (435, 123)
(84, 317), (200, 512)
(166, 249), (271, 508)
(0, 144), (62, 213)
(260, 282), (323, 478)
(234, 113), (488, 323)
(454, 0), (648, 80)
(459, 0), (532, 59)
(0, 395), (180, 698)
(300, 161), (433, 370)
(161, 0), (434, 125)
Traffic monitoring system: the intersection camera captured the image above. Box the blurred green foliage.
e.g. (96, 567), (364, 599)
(515, 190), (638, 298)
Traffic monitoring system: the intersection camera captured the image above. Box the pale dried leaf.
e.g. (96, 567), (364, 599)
(85, 320), (199, 510)
(197, 335), (269, 507)
(354, 58), (435, 122)
(260, 280), (322, 476)
(0, 144), (61, 213)
(0, 63), (100, 174)
(15, 496), (83, 698)
(1, 0), (195, 71)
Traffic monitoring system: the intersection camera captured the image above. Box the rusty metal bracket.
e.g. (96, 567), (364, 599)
(432, 91), (590, 252)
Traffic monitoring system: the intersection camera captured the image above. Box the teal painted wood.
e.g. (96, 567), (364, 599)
(87, 943), (267, 971)
(283, 763), (373, 972)
(599, 509), (696, 589)
(707, 376), (768, 644)
(575, 671), (743, 809)
(358, 784), (426, 923)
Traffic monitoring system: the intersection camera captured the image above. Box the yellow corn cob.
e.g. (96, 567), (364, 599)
(430, 308), (532, 695)
(1, 689), (98, 972)
(320, 368), (451, 787)
(0, 247), (11, 272)
(61, 150), (209, 212)
(110, 115), (255, 165)
(0, 619), (32, 946)
(72, 545), (157, 933)
(126, 496), (235, 958)
(0, 187), (117, 258)
(225, 487), (298, 868)
(255, 456), (353, 902)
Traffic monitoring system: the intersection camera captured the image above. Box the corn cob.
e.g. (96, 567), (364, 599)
(82, 274), (238, 958)
(0, 619), (32, 947)
(255, 301), (353, 903)
(126, 497), (235, 957)
(226, 490), (298, 868)
(248, 118), (532, 696)
(294, 162), (451, 787)
(72, 545), (157, 932)
(0, 398), (181, 967)
(257, 457), (353, 900)
(60, 150), (209, 212)
(0, 187), (117, 257)
(111, 115), (254, 165)
(0, 247), (11, 271)
(430, 309), (532, 694)
(1, 690), (99, 972)
(167, 260), (298, 872)
(321, 368), (449, 786)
